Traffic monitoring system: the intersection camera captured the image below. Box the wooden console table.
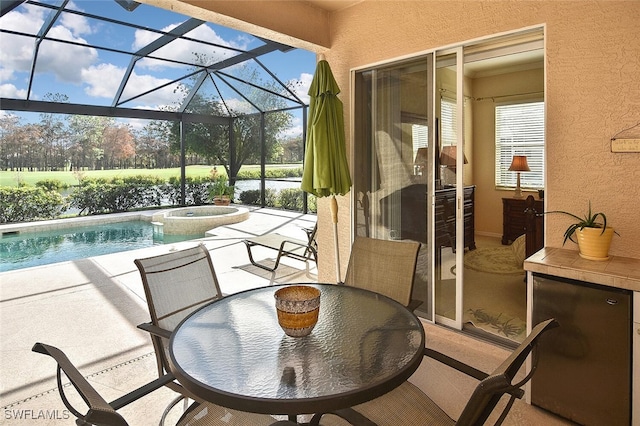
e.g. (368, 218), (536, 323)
(378, 184), (475, 252)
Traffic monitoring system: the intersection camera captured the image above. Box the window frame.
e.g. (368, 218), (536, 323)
(494, 100), (545, 190)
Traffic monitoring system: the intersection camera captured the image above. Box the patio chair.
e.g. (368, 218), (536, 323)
(243, 224), (318, 272)
(134, 243), (275, 424)
(310, 318), (559, 426)
(343, 236), (422, 310)
(32, 342), (275, 426)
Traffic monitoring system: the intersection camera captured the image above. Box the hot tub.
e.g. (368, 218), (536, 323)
(152, 206), (249, 235)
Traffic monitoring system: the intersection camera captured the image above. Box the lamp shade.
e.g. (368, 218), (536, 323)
(439, 146), (468, 167)
(508, 155), (530, 172)
(414, 147), (428, 165)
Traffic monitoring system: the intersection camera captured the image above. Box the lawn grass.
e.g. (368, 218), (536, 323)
(0, 164), (295, 187)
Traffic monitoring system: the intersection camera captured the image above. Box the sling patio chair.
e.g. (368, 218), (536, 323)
(243, 223), (318, 272)
(342, 236), (422, 310)
(32, 342), (275, 426)
(309, 318), (559, 426)
(134, 243), (275, 425)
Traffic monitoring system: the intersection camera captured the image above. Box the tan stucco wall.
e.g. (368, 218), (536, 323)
(146, 1), (640, 282)
(321, 0), (640, 282)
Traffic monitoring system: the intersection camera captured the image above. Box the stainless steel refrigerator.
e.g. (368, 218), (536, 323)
(532, 273), (631, 425)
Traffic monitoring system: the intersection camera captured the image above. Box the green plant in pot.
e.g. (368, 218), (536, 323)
(546, 201), (619, 261)
(208, 169), (234, 206)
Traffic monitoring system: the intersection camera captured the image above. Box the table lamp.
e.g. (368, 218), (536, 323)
(439, 145), (468, 169)
(439, 146), (468, 186)
(414, 147), (428, 176)
(508, 155), (530, 198)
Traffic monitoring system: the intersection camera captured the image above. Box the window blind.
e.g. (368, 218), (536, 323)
(440, 98), (457, 147)
(495, 101), (545, 189)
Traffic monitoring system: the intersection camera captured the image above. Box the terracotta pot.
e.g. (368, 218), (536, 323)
(213, 196), (231, 206)
(574, 227), (615, 261)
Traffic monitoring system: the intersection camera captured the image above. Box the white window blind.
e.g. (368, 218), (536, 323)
(412, 124), (428, 151)
(440, 98), (457, 147)
(495, 101), (544, 189)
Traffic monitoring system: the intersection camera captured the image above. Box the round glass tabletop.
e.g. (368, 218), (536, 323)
(169, 283), (425, 415)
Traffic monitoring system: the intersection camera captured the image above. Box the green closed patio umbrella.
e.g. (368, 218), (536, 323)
(301, 57), (352, 284)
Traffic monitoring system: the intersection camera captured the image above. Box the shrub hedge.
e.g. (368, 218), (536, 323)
(0, 186), (67, 223)
(1, 168), (315, 223)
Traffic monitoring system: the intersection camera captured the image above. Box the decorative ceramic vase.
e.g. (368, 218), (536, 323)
(574, 227), (615, 261)
(274, 285), (321, 337)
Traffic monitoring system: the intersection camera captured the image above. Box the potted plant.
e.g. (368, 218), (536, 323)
(546, 201), (619, 260)
(209, 169), (234, 206)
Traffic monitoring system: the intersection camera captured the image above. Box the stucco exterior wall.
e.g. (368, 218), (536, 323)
(317, 0), (640, 282)
(146, 0), (640, 283)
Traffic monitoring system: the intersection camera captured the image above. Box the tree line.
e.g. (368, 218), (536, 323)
(0, 107), (303, 177)
(1, 65), (305, 184)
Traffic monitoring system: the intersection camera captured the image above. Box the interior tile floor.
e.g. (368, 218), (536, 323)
(1, 207), (572, 425)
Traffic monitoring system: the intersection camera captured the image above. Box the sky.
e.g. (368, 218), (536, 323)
(0, 0), (316, 137)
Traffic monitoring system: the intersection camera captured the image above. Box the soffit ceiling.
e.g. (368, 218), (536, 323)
(0, 0), (308, 123)
(303, 0), (363, 12)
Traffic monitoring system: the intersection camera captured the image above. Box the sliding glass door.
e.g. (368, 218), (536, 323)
(434, 47), (465, 329)
(352, 27), (544, 335)
(353, 55), (434, 321)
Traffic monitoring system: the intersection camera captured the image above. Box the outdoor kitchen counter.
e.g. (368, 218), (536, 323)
(524, 247), (640, 292)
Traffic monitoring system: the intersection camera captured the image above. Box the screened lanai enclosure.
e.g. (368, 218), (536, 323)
(0, 0), (313, 208)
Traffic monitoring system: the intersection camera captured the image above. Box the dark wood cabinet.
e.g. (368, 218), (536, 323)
(435, 186), (475, 251)
(378, 184), (475, 251)
(502, 196), (544, 257)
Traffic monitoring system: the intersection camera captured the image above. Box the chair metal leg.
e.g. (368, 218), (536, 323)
(310, 409), (378, 426)
(159, 395), (187, 426)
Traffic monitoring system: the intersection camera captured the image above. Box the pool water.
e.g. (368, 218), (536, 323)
(0, 221), (196, 272)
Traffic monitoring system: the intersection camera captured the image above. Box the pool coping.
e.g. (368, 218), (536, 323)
(0, 209), (169, 236)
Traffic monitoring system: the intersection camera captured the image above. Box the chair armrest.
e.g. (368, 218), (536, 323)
(110, 373), (175, 410)
(32, 342), (116, 419)
(407, 299), (423, 312)
(424, 348), (489, 381)
(137, 322), (172, 340)
(425, 348), (524, 399)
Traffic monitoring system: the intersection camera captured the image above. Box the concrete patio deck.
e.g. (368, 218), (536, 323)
(0, 206), (570, 425)
(1, 206), (318, 425)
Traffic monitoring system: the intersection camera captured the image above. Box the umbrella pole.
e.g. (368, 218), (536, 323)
(330, 195), (342, 284)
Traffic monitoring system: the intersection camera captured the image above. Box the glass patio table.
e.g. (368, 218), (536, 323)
(169, 283), (425, 424)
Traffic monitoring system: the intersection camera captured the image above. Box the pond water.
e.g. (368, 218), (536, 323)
(234, 178), (301, 195)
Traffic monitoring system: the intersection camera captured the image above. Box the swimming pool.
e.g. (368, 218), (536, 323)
(0, 221), (196, 272)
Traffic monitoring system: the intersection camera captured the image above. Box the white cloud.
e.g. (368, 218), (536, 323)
(0, 84), (27, 98)
(61, 1), (93, 36)
(0, 110), (18, 120)
(279, 115), (304, 139)
(81, 63), (126, 98)
(279, 124), (303, 139)
(81, 63), (184, 107)
(133, 23), (250, 70)
(0, 6), (45, 82)
(0, 3), (45, 33)
(116, 117), (147, 132)
(0, 6), (98, 85)
(224, 98), (256, 115)
(37, 26), (98, 83)
(290, 72), (312, 104)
